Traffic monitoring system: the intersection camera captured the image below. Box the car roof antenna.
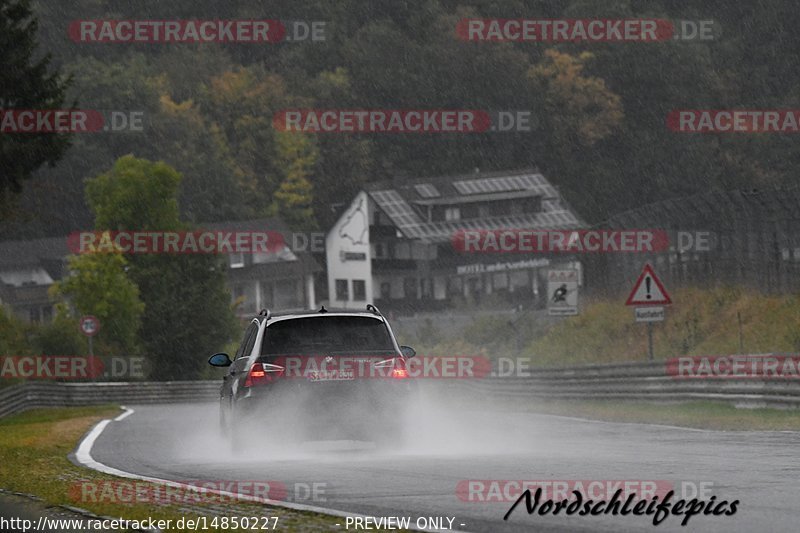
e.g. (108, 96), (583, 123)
(318, 305), (328, 313)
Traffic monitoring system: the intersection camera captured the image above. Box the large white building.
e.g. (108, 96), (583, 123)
(325, 168), (584, 313)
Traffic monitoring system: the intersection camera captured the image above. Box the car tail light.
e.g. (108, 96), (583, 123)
(391, 367), (409, 379)
(393, 357), (410, 379)
(374, 357), (409, 379)
(244, 362), (284, 387)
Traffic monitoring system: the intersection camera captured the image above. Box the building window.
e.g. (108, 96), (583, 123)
(394, 242), (411, 259)
(445, 207), (461, 221)
(493, 272), (509, 291)
(353, 280), (366, 301)
(412, 242), (430, 260)
(29, 308), (40, 323)
(261, 282), (274, 308)
(380, 282), (391, 300)
(232, 285), (245, 308)
(509, 270), (529, 289)
(372, 242), (389, 259)
(403, 277), (417, 299)
(335, 279), (349, 301)
(229, 253), (245, 268)
(447, 276), (463, 296)
(275, 279), (299, 308)
(421, 278), (432, 299)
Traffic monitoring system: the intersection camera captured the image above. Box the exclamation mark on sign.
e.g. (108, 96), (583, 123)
(645, 276), (652, 299)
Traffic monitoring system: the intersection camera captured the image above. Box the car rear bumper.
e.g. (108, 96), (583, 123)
(233, 378), (415, 438)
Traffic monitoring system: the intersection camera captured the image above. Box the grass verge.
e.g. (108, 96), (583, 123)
(0, 406), (397, 532)
(524, 400), (800, 431)
(408, 286), (800, 367)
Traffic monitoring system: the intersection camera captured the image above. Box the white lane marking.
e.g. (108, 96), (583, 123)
(113, 406), (134, 422)
(530, 412), (712, 432)
(480, 408), (800, 435)
(74, 409), (471, 533)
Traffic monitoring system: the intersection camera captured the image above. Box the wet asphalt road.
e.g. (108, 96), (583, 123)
(87, 399), (800, 533)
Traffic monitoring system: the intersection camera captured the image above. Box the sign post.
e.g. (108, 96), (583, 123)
(79, 315), (101, 359)
(547, 269), (579, 316)
(625, 264), (671, 360)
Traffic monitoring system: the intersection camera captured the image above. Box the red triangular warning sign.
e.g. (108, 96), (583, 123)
(625, 264), (671, 306)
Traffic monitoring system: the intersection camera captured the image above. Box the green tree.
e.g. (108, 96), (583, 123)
(31, 304), (85, 356)
(0, 0), (71, 212)
(527, 49), (624, 218)
(150, 94), (244, 223)
(85, 155), (236, 379)
(0, 306), (31, 356)
(51, 252), (144, 355)
(272, 132), (318, 230)
(196, 67), (298, 218)
(87, 156), (182, 231)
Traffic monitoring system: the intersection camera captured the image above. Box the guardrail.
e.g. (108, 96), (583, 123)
(0, 381), (220, 419)
(448, 359), (800, 409)
(2, 357), (799, 419)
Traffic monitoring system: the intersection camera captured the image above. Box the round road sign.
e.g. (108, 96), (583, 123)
(79, 315), (101, 337)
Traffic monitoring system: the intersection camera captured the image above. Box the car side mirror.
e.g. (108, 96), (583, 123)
(208, 353), (233, 367)
(400, 345), (416, 358)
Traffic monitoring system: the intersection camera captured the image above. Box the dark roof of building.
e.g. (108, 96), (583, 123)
(200, 216), (292, 233)
(199, 217), (321, 273)
(365, 168), (584, 242)
(224, 253), (321, 280)
(0, 236), (69, 270)
(0, 217), (321, 274)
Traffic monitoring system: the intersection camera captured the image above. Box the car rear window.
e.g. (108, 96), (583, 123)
(261, 316), (396, 356)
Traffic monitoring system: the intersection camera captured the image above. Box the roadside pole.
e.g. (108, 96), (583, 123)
(626, 264), (671, 362)
(79, 316), (101, 381)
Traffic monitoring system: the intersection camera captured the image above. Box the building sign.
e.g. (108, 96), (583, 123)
(340, 251), (367, 261)
(456, 258), (550, 275)
(547, 269), (578, 316)
(635, 307), (665, 322)
(338, 196), (368, 245)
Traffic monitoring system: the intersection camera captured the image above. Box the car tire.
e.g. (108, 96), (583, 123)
(219, 398), (230, 437)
